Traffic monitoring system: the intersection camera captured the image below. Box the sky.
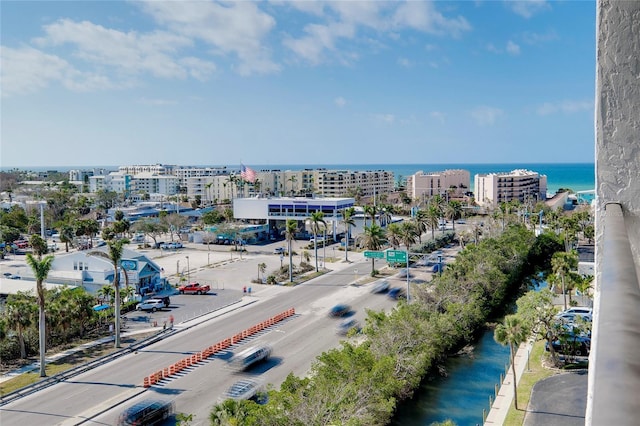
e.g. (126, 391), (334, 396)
(1, 0), (597, 168)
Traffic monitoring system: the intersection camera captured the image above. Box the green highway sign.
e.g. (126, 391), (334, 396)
(364, 250), (385, 259)
(386, 250), (407, 263)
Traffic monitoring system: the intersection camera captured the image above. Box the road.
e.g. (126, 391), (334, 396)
(0, 245), (398, 426)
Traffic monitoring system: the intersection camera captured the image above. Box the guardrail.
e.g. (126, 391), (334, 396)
(586, 203), (640, 424)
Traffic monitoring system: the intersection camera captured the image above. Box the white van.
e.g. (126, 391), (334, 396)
(51, 233), (61, 243)
(229, 345), (272, 371)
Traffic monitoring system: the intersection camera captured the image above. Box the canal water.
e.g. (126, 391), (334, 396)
(391, 327), (511, 426)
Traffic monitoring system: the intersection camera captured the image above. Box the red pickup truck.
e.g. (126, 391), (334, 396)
(178, 282), (211, 295)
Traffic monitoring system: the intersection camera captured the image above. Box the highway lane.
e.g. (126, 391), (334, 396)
(1, 257), (395, 426)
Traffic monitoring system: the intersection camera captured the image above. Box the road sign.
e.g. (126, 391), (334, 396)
(386, 250), (407, 263)
(364, 250), (385, 259)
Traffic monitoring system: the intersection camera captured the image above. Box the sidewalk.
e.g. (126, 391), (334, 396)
(484, 340), (534, 425)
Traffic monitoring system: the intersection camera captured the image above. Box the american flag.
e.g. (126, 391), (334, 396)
(240, 164), (257, 183)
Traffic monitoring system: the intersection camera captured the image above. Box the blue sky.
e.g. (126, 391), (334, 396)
(1, 0), (596, 168)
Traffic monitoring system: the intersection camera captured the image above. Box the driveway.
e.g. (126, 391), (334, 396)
(523, 371), (588, 426)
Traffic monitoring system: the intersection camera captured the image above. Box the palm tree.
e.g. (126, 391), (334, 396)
(385, 223), (402, 249)
(307, 211), (326, 272)
(425, 205), (441, 239)
(399, 221), (418, 252)
(413, 209), (429, 243)
(340, 207), (356, 262)
(494, 314), (527, 410)
(551, 251), (579, 311)
(444, 200), (463, 232)
(360, 223), (386, 275)
(88, 231), (129, 348)
(288, 175), (298, 196)
(25, 242), (55, 377)
(284, 219), (297, 282)
(6, 294), (36, 359)
(363, 204), (377, 227)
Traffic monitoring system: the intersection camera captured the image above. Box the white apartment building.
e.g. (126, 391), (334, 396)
(131, 172), (180, 196)
(118, 164), (174, 176)
(173, 166), (230, 191)
(89, 172), (132, 194)
(406, 169), (471, 202)
(474, 169), (547, 207)
(316, 170), (395, 198)
(186, 168), (395, 203)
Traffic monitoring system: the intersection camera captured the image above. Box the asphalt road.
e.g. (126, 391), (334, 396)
(0, 245), (399, 426)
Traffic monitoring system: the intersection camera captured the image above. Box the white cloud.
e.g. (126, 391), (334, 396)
(397, 57), (412, 68)
(522, 30), (558, 45)
(537, 100), (593, 115)
(393, 1), (472, 37)
(0, 45), (122, 96)
(430, 111), (446, 124)
(137, 97), (177, 106)
(283, 1), (471, 65)
(138, 0), (279, 75)
(471, 106), (504, 126)
(334, 96), (346, 107)
(506, 40), (521, 55)
(486, 40), (521, 55)
(372, 113), (395, 124)
(507, 0), (551, 19)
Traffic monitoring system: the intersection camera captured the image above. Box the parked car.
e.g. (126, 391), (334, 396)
(160, 242), (183, 250)
(136, 299), (165, 312)
(178, 282), (210, 294)
(117, 399), (174, 426)
(371, 280), (390, 294)
(560, 307), (593, 316)
(273, 247), (286, 255)
(555, 312), (592, 324)
(158, 295), (171, 308)
(546, 335), (591, 356)
(336, 318), (360, 336)
(329, 304), (351, 317)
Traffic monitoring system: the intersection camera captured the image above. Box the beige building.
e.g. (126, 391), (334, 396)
(406, 169), (470, 202)
(474, 169), (547, 207)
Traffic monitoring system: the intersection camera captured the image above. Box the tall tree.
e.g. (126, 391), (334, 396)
(284, 219), (297, 282)
(89, 229), (129, 348)
(307, 211), (327, 272)
(360, 224), (386, 275)
(494, 314), (527, 410)
(340, 207), (356, 262)
(551, 250), (579, 311)
(26, 235), (55, 377)
(5, 293), (36, 359)
(385, 223), (402, 250)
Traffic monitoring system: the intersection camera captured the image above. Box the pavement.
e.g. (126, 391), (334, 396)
(484, 340), (535, 425)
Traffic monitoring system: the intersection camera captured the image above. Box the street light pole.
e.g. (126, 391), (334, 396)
(186, 256), (190, 283)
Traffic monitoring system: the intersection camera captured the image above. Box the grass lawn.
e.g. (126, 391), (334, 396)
(504, 340), (559, 425)
(0, 362), (74, 396)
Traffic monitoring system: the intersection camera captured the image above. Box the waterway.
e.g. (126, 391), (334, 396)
(391, 328), (511, 426)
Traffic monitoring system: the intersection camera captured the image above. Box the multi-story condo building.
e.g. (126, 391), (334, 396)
(316, 170), (395, 198)
(186, 168), (395, 204)
(130, 172), (180, 196)
(173, 166), (230, 192)
(89, 172), (132, 194)
(406, 169), (470, 202)
(118, 164), (174, 176)
(69, 168), (110, 183)
(474, 169), (547, 207)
